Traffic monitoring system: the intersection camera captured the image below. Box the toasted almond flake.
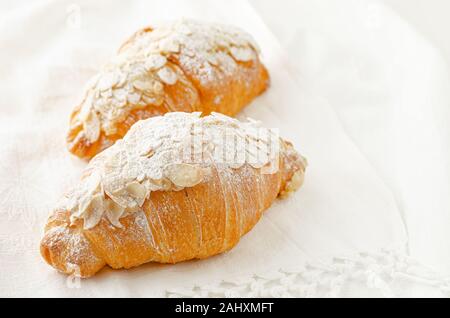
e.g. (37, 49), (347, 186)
(158, 37), (180, 53)
(115, 73), (128, 88)
(157, 67), (177, 85)
(133, 77), (157, 91)
(147, 178), (173, 191)
(82, 193), (105, 229)
(141, 94), (163, 106)
(112, 98), (127, 108)
(153, 81), (164, 93)
(207, 54), (219, 65)
(125, 181), (147, 206)
(148, 27), (171, 41)
(78, 93), (94, 122)
(127, 91), (141, 104)
(112, 88), (127, 103)
(229, 46), (254, 62)
(163, 163), (204, 188)
(101, 88), (113, 98)
(145, 54), (167, 70)
(108, 188), (140, 209)
(97, 72), (118, 91)
(105, 199), (125, 228)
(83, 111), (100, 143)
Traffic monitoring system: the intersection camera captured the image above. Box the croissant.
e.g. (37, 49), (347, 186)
(41, 112), (306, 277)
(67, 19), (269, 159)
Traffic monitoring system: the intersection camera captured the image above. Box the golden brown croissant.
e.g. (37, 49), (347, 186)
(41, 112), (306, 277)
(67, 19), (269, 159)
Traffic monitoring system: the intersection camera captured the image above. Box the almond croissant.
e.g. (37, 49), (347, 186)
(41, 112), (306, 277)
(67, 19), (269, 159)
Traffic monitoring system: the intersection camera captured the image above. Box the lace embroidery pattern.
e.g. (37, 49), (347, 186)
(166, 249), (450, 297)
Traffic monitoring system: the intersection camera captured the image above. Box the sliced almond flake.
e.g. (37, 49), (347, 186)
(157, 67), (178, 85)
(83, 111), (100, 143)
(82, 193), (105, 229)
(93, 100), (108, 115)
(104, 199), (125, 228)
(78, 93), (94, 122)
(128, 64), (147, 79)
(97, 72), (118, 91)
(125, 181), (147, 205)
(229, 46), (255, 62)
(163, 163), (204, 188)
(148, 27), (172, 41)
(141, 94), (163, 106)
(112, 88), (127, 104)
(207, 54), (219, 66)
(133, 77), (157, 91)
(153, 80), (164, 93)
(108, 188), (139, 209)
(145, 54), (167, 70)
(101, 88), (113, 98)
(111, 98), (127, 108)
(158, 37), (180, 53)
(115, 73), (128, 88)
(127, 91), (142, 104)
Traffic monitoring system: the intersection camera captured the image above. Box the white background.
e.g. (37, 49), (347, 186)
(250, 0), (450, 276)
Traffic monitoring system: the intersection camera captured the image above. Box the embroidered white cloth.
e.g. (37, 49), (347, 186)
(0, 0), (448, 297)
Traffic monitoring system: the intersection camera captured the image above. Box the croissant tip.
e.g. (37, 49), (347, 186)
(40, 226), (106, 278)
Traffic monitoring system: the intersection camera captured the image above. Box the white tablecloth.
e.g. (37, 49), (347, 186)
(0, 0), (449, 297)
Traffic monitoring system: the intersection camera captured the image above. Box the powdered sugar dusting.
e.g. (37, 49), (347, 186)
(67, 112), (283, 230)
(44, 226), (101, 274)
